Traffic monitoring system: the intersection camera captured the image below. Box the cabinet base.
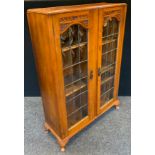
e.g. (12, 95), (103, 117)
(44, 122), (69, 151)
(44, 99), (120, 151)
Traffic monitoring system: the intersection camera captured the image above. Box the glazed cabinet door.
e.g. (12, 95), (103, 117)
(97, 7), (127, 114)
(52, 10), (97, 135)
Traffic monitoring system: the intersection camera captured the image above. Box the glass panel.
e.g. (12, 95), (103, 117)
(60, 24), (88, 128)
(100, 17), (119, 107)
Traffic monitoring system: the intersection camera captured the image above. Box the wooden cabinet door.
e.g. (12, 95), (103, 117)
(97, 6), (127, 114)
(52, 10), (98, 136)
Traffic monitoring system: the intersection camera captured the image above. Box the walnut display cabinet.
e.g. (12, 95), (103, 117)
(27, 2), (127, 151)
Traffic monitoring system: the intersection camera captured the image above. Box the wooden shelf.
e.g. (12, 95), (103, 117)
(100, 87), (114, 98)
(67, 104), (87, 118)
(102, 33), (118, 39)
(65, 81), (86, 97)
(101, 65), (115, 74)
(101, 64), (115, 73)
(62, 42), (87, 52)
(102, 48), (117, 56)
(101, 76), (114, 85)
(65, 76), (87, 87)
(63, 60), (87, 70)
(102, 39), (117, 45)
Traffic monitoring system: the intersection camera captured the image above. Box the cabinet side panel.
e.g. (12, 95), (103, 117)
(113, 5), (127, 99)
(27, 12), (61, 135)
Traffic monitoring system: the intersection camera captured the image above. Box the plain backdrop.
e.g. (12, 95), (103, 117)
(24, 0), (131, 96)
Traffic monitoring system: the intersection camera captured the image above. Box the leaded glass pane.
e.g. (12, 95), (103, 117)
(100, 18), (119, 107)
(60, 24), (88, 128)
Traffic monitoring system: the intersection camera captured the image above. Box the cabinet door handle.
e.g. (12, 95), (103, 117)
(89, 70), (93, 80)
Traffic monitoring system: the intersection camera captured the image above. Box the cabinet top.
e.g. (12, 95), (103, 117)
(27, 2), (127, 15)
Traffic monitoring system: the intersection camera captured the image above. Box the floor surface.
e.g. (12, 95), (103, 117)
(24, 97), (131, 155)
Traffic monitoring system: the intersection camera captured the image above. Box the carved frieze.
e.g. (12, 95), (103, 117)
(60, 14), (88, 23)
(60, 20), (88, 33)
(60, 23), (70, 32)
(59, 14), (88, 33)
(80, 20), (88, 27)
(104, 10), (121, 16)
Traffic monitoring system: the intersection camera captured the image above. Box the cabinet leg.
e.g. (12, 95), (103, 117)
(115, 105), (120, 110)
(57, 138), (69, 152)
(44, 122), (69, 151)
(60, 147), (65, 152)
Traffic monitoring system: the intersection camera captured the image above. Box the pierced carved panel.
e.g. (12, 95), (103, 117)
(59, 14), (89, 33)
(104, 10), (121, 26)
(60, 23), (70, 32)
(60, 20), (88, 33)
(80, 20), (88, 27)
(60, 14), (88, 23)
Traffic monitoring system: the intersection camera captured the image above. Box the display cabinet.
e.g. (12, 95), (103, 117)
(27, 2), (127, 151)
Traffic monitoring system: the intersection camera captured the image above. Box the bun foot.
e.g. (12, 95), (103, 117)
(61, 147), (65, 152)
(115, 105), (120, 110)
